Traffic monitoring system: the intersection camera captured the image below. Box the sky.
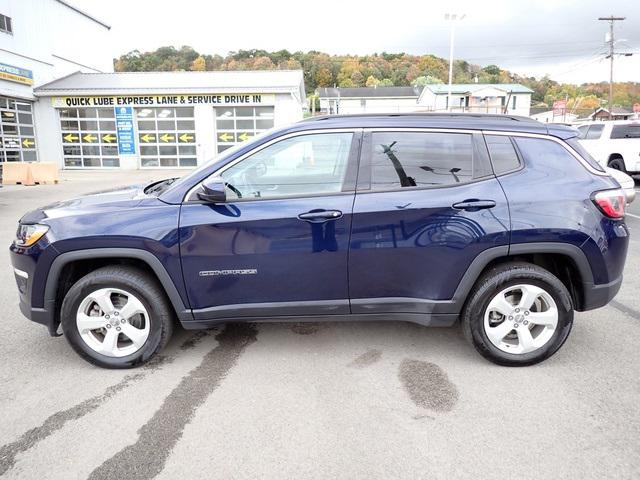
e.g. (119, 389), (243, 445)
(74, 0), (639, 85)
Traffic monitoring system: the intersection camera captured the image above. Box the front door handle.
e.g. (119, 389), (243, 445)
(297, 209), (343, 223)
(452, 199), (496, 211)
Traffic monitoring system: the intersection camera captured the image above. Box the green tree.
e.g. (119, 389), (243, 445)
(411, 75), (442, 86)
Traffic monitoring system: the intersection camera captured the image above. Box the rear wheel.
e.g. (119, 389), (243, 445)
(608, 156), (626, 172)
(60, 266), (174, 368)
(461, 262), (573, 366)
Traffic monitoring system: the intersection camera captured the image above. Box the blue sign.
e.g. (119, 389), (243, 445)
(114, 106), (135, 155)
(0, 62), (33, 85)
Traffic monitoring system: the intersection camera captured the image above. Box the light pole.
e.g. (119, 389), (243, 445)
(445, 13), (465, 112)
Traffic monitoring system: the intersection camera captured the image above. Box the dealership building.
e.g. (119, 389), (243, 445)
(33, 71), (306, 169)
(0, 0), (306, 171)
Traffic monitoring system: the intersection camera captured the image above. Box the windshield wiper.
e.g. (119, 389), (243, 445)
(144, 178), (177, 196)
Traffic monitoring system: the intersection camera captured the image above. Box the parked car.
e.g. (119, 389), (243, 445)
(605, 166), (636, 204)
(576, 120), (640, 172)
(10, 114), (629, 368)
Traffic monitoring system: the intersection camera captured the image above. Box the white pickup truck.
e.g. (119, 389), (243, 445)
(577, 120), (640, 173)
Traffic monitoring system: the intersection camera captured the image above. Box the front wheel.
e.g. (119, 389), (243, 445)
(60, 266), (174, 368)
(461, 262), (573, 366)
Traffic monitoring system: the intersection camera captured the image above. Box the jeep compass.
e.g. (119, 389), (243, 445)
(10, 114), (629, 368)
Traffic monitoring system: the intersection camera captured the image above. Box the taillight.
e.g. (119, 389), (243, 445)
(592, 189), (626, 219)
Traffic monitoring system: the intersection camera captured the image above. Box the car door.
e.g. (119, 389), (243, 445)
(179, 130), (360, 320)
(348, 129), (510, 316)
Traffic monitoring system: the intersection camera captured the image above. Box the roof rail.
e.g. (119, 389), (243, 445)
(302, 112), (540, 123)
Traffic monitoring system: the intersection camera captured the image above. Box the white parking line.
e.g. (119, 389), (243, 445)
(626, 212), (640, 220)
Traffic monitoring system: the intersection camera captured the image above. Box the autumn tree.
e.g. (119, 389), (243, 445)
(365, 75), (380, 87)
(113, 46), (640, 108)
(191, 56), (206, 71)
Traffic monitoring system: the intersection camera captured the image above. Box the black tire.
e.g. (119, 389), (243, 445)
(461, 262), (573, 366)
(60, 265), (174, 369)
(608, 156), (626, 172)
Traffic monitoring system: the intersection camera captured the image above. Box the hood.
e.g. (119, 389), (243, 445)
(19, 183), (149, 224)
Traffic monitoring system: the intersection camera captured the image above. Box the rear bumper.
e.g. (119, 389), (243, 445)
(579, 275), (623, 311)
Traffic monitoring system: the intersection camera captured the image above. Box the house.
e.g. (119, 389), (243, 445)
(417, 83), (533, 116)
(529, 110), (577, 123)
(588, 107), (634, 121)
(317, 86), (423, 114)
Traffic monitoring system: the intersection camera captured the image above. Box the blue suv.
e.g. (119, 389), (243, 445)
(10, 114), (629, 368)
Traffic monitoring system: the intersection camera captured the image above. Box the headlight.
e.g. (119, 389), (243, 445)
(15, 224), (49, 247)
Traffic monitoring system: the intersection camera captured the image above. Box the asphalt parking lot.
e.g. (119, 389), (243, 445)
(1, 171), (639, 480)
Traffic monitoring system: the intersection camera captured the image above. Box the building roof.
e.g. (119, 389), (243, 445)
(423, 83), (534, 94)
(589, 106), (633, 116)
(55, 0), (111, 29)
(318, 86), (423, 98)
(34, 70), (306, 100)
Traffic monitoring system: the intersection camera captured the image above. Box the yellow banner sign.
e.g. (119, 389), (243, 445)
(51, 94), (275, 108)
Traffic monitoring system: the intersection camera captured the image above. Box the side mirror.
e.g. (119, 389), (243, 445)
(197, 176), (226, 203)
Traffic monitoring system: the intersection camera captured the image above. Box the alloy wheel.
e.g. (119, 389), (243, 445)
(483, 284), (559, 355)
(76, 288), (150, 358)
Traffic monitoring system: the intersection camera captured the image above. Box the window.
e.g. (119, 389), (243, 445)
(577, 125), (589, 138)
(512, 96), (517, 110)
(514, 137), (599, 172)
(221, 132), (353, 200)
(369, 132), (473, 191)
(0, 97), (36, 163)
(136, 107), (196, 167)
(585, 124), (604, 139)
(485, 135), (520, 174)
(0, 14), (12, 34)
(215, 106), (274, 154)
(565, 138), (605, 172)
(611, 124), (640, 139)
(59, 108), (118, 168)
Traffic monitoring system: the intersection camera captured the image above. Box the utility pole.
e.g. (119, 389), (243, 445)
(598, 16), (625, 120)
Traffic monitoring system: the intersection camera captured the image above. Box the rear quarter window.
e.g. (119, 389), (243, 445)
(513, 136), (604, 173)
(565, 138), (605, 172)
(585, 124), (604, 139)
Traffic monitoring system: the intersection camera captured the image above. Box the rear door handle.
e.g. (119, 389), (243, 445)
(297, 210), (343, 223)
(452, 199), (496, 211)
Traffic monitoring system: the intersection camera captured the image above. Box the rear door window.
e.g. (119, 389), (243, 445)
(484, 135), (521, 174)
(367, 132), (474, 190)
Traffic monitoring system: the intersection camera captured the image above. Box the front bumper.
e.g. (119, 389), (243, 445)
(10, 243), (59, 336)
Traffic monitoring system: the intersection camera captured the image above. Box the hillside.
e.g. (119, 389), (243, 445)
(114, 46), (640, 110)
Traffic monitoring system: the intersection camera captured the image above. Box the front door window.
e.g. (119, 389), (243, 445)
(220, 132), (353, 200)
